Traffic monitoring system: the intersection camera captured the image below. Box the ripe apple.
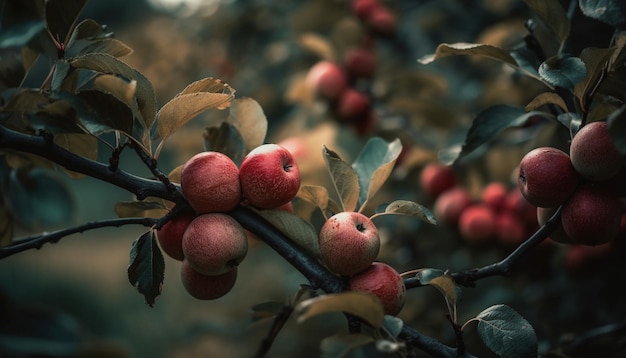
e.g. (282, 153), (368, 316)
(570, 121), (625, 181)
(337, 88), (371, 122)
(481, 182), (508, 211)
(458, 204), (496, 243)
(319, 211), (380, 276)
(180, 151), (241, 214)
(433, 187), (473, 227)
(344, 47), (377, 78)
(351, 0), (381, 19)
(348, 262), (406, 316)
(561, 185), (621, 246)
(306, 61), (348, 100)
(495, 210), (527, 246)
(180, 260), (238, 300)
(239, 144), (301, 209)
(182, 213), (248, 275)
(366, 6), (397, 35)
(420, 162), (457, 200)
(517, 147), (579, 207)
(504, 187), (538, 226)
(157, 209), (196, 261)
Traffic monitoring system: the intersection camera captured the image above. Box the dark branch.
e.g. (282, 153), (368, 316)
(0, 217), (157, 259)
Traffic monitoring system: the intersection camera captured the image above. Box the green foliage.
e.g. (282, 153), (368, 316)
(538, 56), (586, 90)
(473, 304), (538, 358)
(255, 208), (321, 257)
(295, 291), (385, 329)
(579, 0), (626, 28)
(322, 145), (360, 213)
(127, 230), (164, 307)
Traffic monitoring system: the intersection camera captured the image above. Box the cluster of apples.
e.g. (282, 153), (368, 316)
(422, 163), (538, 246)
(518, 120), (626, 246)
(318, 211), (406, 315)
(350, 0), (397, 36)
(157, 144), (301, 300)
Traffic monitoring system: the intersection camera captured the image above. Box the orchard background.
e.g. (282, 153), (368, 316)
(1, 0), (626, 357)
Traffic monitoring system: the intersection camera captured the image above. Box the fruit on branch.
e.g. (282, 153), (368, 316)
(504, 187), (538, 226)
(180, 260), (238, 300)
(348, 262), (406, 316)
(433, 186), (473, 226)
(180, 151), (242, 213)
(517, 147), (579, 207)
(537, 206), (572, 244)
(337, 88), (371, 122)
(319, 211), (380, 276)
(182, 213), (248, 275)
(419, 162), (457, 200)
(157, 209), (196, 261)
(458, 204), (496, 243)
(481, 182), (508, 211)
(351, 0), (380, 20)
(561, 185), (621, 246)
(239, 144), (301, 209)
(570, 121), (625, 181)
(495, 210), (527, 246)
(306, 61), (348, 100)
(344, 47), (377, 78)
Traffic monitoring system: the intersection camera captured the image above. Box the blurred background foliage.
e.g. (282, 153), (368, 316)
(1, 0), (625, 357)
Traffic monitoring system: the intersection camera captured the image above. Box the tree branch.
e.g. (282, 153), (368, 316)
(0, 217), (157, 259)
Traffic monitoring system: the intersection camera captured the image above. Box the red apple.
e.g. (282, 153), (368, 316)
(348, 262), (406, 316)
(481, 182), (508, 211)
(180, 260), (238, 300)
(351, 0), (381, 19)
(570, 121), (625, 181)
(537, 206), (572, 244)
(344, 47), (377, 78)
(433, 187), (473, 226)
(366, 6), (397, 35)
(157, 209), (196, 261)
(319, 211), (380, 276)
(561, 185), (621, 246)
(495, 210), (527, 246)
(306, 61), (348, 100)
(239, 144), (301, 209)
(517, 147), (579, 207)
(420, 162), (457, 200)
(180, 151), (241, 214)
(337, 88), (371, 122)
(182, 213), (248, 275)
(458, 204), (496, 243)
(504, 187), (538, 226)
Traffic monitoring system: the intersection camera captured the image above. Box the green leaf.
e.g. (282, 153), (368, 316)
(418, 43), (519, 67)
(382, 315), (404, 338)
(374, 200), (436, 224)
(475, 304), (538, 358)
(296, 292), (385, 328)
(538, 56), (587, 89)
(115, 201), (168, 219)
(226, 97), (267, 153)
(65, 19), (132, 58)
(128, 231), (165, 307)
(154, 77), (235, 157)
(352, 137), (402, 210)
(255, 208), (320, 257)
(69, 53), (157, 140)
(93, 74), (137, 108)
(574, 47), (616, 105)
(323, 145), (359, 213)
(439, 105), (535, 165)
(523, 0), (570, 51)
(203, 122), (247, 166)
(608, 104), (626, 156)
(44, 0), (87, 45)
(579, 0), (626, 29)
(7, 168), (74, 228)
(320, 333), (375, 358)
(0, 20), (45, 49)
(525, 92), (568, 112)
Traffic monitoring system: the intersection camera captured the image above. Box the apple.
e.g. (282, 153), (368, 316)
(336, 88), (371, 122)
(517, 147), (579, 207)
(319, 211), (380, 276)
(182, 213), (248, 275)
(536, 206), (572, 244)
(561, 185), (621, 246)
(156, 209), (196, 261)
(239, 144), (301, 209)
(180, 260), (238, 300)
(348, 262), (406, 316)
(180, 151), (242, 214)
(420, 162), (457, 200)
(481, 182), (508, 211)
(344, 47), (377, 78)
(433, 187), (473, 226)
(504, 187), (538, 226)
(351, 0), (381, 20)
(306, 61), (348, 100)
(495, 210), (527, 246)
(458, 204), (496, 243)
(366, 6), (397, 35)
(570, 121), (625, 181)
